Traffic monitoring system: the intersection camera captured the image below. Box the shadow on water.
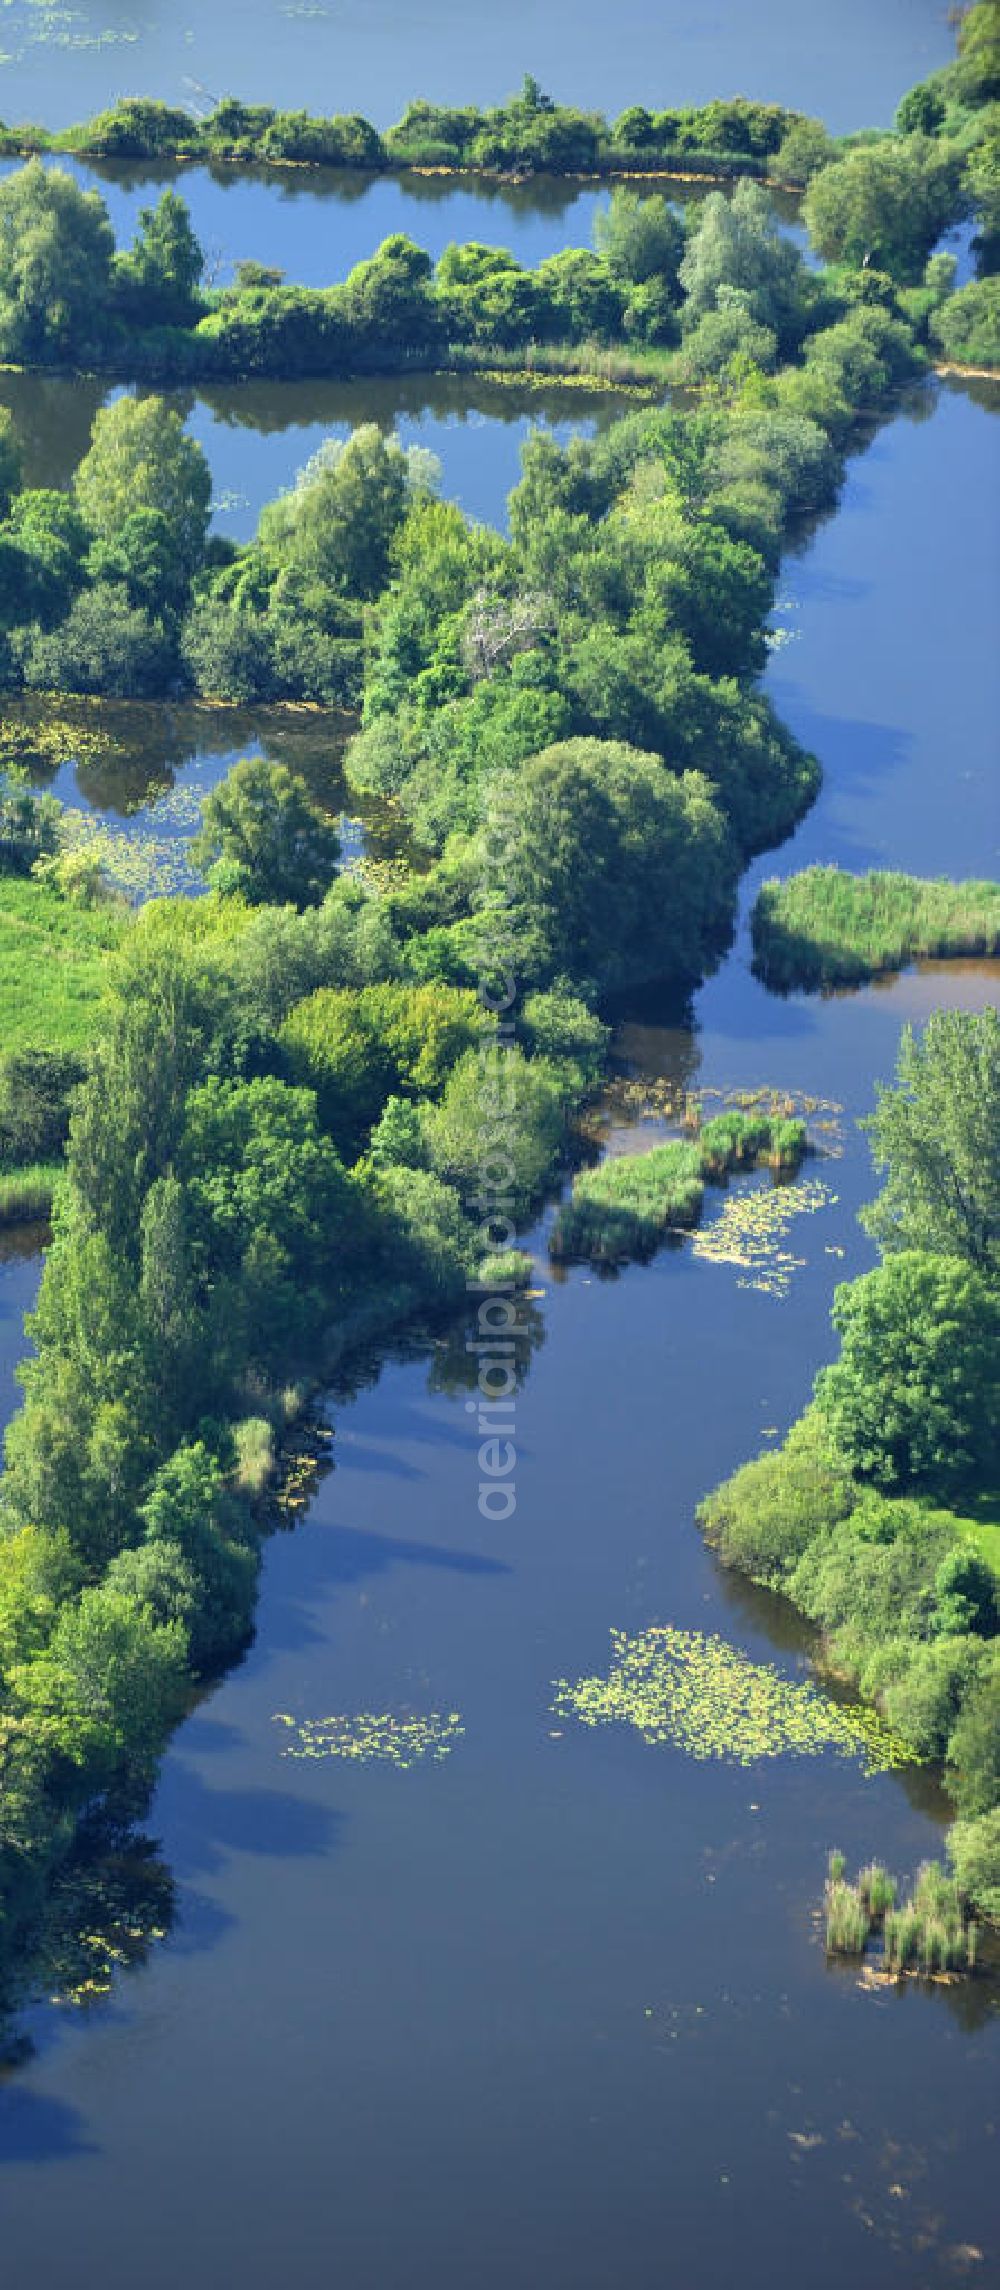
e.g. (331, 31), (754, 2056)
(150, 1769), (346, 1877)
(254, 1522), (511, 1664)
(0, 2087), (96, 2165)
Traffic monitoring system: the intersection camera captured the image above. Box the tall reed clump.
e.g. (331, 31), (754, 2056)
(0, 1161), (58, 1227)
(694, 1110), (806, 1179)
(824, 1851), (978, 1976)
(233, 1416), (277, 1499)
(550, 1111), (808, 1265)
(751, 867), (1000, 992)
(549, 1140), (703, 1263)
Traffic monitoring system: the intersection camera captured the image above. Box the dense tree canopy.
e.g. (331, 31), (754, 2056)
(814, 1252), (1000, 1497)
(478, 738), (736, 992)
(192, 758), (342, 908)
(803, 136), (964, 279)
(74, 395), (212, 580)
(860, 1009), (1000, 1276)
(0, 161), (115, 360)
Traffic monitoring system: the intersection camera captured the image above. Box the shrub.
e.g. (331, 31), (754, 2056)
(697, 1407), (856, 1586)
(16, 591), (174, 698)
(0, 1046), (87, 1168)
(949, 1809), (1000, 1917)
(947, 1658), (1000, 1816)
(931, 275), (1000, 368)
(814, 1253), (1000, 1498)
(422, 1046), (566, 1218)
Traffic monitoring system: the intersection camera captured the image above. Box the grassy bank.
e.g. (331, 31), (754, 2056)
(0, 875), (126, 1056)
(751, 867), (1000, 990)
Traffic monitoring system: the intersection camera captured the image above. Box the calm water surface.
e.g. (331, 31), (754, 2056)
(0, 363), (631, 538)
(0, 0), (952, 137)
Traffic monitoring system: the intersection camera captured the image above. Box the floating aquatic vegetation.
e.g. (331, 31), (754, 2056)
(274, 1709), (464, 1767)
(552, 1626), (915, 1774)
(59, 783), (209, 902)
(0, 715), (112, 772)
(11, 2), (139, 51)
(211, 488), (251, 518)
(691, 1175), (835, 1295)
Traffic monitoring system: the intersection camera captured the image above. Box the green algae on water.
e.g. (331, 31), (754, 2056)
(691, 1176), (835, 1295)
(552, 1626), (916, 1774)
(274, 1709), (464, 1767)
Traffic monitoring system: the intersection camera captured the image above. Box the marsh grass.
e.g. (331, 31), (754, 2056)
(233, 1417), (276, 1498)
(826, 1878), (870, 1954)
(475, 1247), (534, 1289)
(0, 875), (125, 1058)
(751, 867), (1000, 992)
(826, 1853), (977, 1976)
(550, 1112), (807, 1264)
(445, 340), (671, 391)
(0, 1161), (57, 1227)
(549, 1141), (704, 1263)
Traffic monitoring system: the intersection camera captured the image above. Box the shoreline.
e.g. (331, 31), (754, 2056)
(0, 136), (803, 196)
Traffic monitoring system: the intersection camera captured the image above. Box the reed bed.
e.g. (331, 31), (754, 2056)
(824, 1851), (978, 1976)
(752, 867), (1000, 992)
(0, 1161), (58, 1227)
(550, 1112), (806, 1264)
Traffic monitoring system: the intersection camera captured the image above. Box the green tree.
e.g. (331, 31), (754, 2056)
(113, 189), (205, 326)
(949, 1808), (1000, 1914)
(814, 1252), (1000, 1497)
(192, 756), (341, 907)
(479, 739), (735, 993)
(964, 108), (1000, 271)
(895, 81), (947, 136)
(0, 488), (88, 629)
(259, 424), (414, 600)
(803, 136), (963, 279)
(954, 1), (1000, 106)
(933, 1550), (999, 1638)
(678, 178), (806, 346)
(86, 505), (192, 622)
(15, 587), (174, 699)
(0, 160), (115, 360)
(860, 1009), (1000, 1275)
(931, 274), (1000, 365)
(74, 395), (211, 579)
(947, 1658), (1000, 1816)
(594, 188), (684, 288)
(67, 948), (207, 1257)
(436, 243), (540, 347)
(535, 247), (624, 341)
(139, 1441), (257, 1671)
(11, 1584), (188, 1794)
(341, 233), (440, 348)
(0, 408), (21, 516)
(421, 1045), (565, 1215)
(178, 1075), (360, 1371)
